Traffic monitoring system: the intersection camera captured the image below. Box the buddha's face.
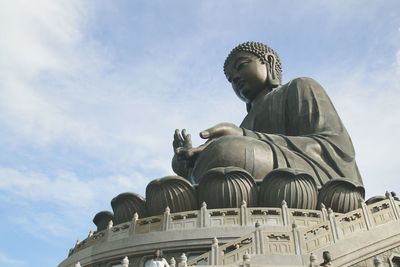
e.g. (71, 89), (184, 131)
(225, 51), (268, 103)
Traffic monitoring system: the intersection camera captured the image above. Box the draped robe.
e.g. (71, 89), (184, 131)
(240, 77), (363, 188)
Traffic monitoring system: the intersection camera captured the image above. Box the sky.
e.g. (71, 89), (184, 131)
(0, 1), (400, 266)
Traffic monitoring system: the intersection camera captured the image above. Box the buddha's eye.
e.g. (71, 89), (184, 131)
(236, 60), (250, 70)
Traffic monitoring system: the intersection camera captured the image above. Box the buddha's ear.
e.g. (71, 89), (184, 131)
(265, 53), (279, 88)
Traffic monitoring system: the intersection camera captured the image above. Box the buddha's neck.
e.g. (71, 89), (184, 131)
(251, 87), (272, 108)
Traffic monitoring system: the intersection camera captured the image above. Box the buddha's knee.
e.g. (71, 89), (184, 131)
(111, 192), (147, 224)
(258, 168), (318, 209)
(192, 135), (274, 183)
(197, 166), (258, 208)
(146, 176), (198, 216)
(317, 179), (365, 213)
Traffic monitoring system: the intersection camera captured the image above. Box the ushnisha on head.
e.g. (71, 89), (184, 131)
(224, 41), (283, 86)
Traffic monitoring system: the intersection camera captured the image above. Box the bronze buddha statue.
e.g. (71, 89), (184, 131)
(100, 42), (365, 222)
(172, 41), (364, 213)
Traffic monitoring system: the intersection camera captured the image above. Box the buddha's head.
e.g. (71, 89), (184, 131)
(224, 42), (282, 104)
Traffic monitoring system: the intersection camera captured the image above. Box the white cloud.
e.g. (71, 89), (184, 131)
(0, 252), (25, 266)
(318, 49), (400, 199)
(0, 167), (150, 243)
(0, 167), (148, 209)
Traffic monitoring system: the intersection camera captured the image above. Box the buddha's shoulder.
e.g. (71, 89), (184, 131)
(278, 77), (327, 95)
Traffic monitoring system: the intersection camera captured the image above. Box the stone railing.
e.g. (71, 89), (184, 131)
(71, 201), (326, 254)
(187, 194), (400, 266)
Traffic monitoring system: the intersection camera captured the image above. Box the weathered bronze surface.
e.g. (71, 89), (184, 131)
(173, 41), (365, 213)
(111, 192), (147, 224)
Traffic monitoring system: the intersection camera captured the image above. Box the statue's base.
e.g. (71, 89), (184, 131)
(59, 195), (400, 267)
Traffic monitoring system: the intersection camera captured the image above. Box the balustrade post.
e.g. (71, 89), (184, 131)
(254, 221), (264, 254)
(210, 237), (220, 265)
(281, 200), (290, 226)
(129, 213), (139, 235)
(328, 209), (340, 242)
(178, 253), (187, 267)
(240, 200), (248, 226)
(359, 199), (372, 230)
(170, 257), (176, 267)
(321, 203), (328, 222)
(75, 262), (81, 267)
(292, 223), (302, 255)
(105, 220), (114, 241)
(163, 206), (171, 231)
(386, 191), (400, 220)
(200, 202), (209, 228)
(121, 256), (129, 267)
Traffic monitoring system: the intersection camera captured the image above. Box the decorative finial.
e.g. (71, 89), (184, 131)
(282, 200), (287, 206)
(385, 191), (391, 198)
(170, 257), (176, 265)
(88, 230), (93, 237)
(107, 220), (113, 229)
(320, 203), (326, 209)
(133, 212), (139, 220)
(75, 262), (81, 267)
(165, 206), (170, 213)
(327, 208), (333, 215)
(212, 237), (219, 245)
(179, 253), (187, 263)
(241, 200), (247, 207)
(255, 221), (261, 228)
(201, 201), (207, 208)
(121, 256), (129, 266)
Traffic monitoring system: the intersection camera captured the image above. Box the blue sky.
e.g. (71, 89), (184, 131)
(0, 1), (399, 266)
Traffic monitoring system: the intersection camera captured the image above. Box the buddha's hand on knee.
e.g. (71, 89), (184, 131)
(200, 122), (243, 140)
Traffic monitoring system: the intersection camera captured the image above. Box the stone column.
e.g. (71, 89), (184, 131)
(321, 203), (328, 222)
(163, 206), (171, 231)
(386, 191), (400, 220)
(281, 200), (290, 226)
(200, 202), (209, 228)
(240, 200), (248, 226)
(210, 237), (220, 265)
(359, 199), (372, 230)
(254, 221), (264, 254)
(292, 223), (301, 255)
(129, 213), (138, 235)
(328, 208), (340, 242)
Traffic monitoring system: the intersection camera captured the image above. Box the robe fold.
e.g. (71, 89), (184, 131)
(240, 77), (362, 188)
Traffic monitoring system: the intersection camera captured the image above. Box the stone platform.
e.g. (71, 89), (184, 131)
(59, 194), (400, 267)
